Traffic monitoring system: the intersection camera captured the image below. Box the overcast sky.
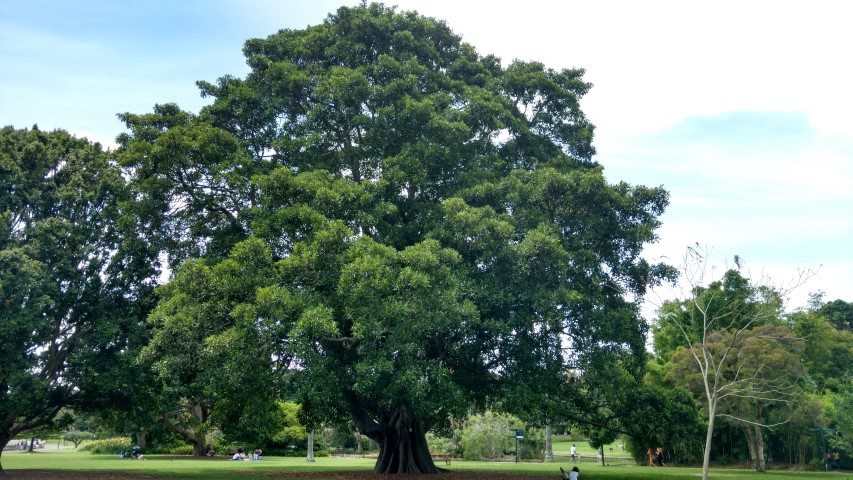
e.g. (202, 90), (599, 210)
(2, 0), (850, 314)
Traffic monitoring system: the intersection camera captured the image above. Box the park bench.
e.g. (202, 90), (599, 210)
(431, 454), (452, 465)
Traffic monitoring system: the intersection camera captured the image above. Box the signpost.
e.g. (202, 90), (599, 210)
(513, 429), (524, 463)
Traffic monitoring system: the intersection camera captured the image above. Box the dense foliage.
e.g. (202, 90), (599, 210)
(0, 126), (149, 471)
(4, 2), (851, 475)
(649, 267), (853, 474)
(115, 2), (671, 473)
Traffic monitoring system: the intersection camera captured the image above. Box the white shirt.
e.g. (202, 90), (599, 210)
(569, 471), (579, 480)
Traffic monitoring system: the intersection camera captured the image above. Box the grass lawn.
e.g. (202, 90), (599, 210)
(0, 448), (844, 480)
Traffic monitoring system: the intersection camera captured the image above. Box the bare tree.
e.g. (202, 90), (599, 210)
(653, 247), (810, 480)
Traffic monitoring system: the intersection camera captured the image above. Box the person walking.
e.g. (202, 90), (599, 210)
(570, 444), (578, 463)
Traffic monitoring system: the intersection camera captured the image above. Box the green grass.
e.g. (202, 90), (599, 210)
(0, 448), (844, 480)
(552, 436), (622, 455)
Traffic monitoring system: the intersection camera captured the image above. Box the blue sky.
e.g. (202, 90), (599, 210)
(2, 0), (851, 313)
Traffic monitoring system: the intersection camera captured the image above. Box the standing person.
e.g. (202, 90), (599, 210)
(570, 444), (578, 463)
(656, 447), (665, 467)
(647, 448), (656, 466)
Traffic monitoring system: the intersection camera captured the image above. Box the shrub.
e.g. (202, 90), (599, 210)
(427, 431), (462, 457)
(263, 448), (306, 456)
(161, 444), (195, 455)
(518, 426), (544, 460)
(81, 437), (132, 454)
(460, 411), (523, 460)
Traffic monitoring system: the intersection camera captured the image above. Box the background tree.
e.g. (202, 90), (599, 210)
(138, 238), (294, 455)
(619, 384), (705, 465)
(0, 126), (143, 471)
(118, 3), (672, 473)
(81, 360), (163, 450)
(818, 299), (853, 332)
(790, 294), (853, 393)
(793, 294), (853, 468)
(46, 410), (93, 449)
(654, 249), (805, 478)
(828, 383), (853, 464)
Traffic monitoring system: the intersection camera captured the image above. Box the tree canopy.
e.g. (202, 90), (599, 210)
(6, 2), (853, 473)
(0, 126), (147, 471)
(116, 3), (675, 473)
(651, 262), (807, 477)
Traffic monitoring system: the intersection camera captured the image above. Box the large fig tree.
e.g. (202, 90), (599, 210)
(118, 3), (670, 473)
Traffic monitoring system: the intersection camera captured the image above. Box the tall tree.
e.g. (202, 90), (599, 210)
(789, 294), (853, 393)
(654, 250), (805, 478)
(0, 126), (141, 471)
(119, 3), (671, 473)
(828, 383), (853, 461)
(819, 299), (853, 332)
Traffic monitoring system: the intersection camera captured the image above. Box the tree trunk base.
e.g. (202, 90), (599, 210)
(371, 407), (440, 474)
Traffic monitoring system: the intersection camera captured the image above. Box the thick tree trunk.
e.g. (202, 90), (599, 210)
(136, 428), (146, 450)
(192, 438), (208, 457)
(544, 421), (554, 462)
(306, 431), (315, 462)
(755, 428), (766, 472)
(743, 424), (766, 472)
(369, 406), (439, 474)
(162, 401), (210, 456)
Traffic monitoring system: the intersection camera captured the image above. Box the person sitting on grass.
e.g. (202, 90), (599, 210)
(560, 466), (579, 480)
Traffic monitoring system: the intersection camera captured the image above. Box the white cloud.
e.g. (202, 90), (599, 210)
(3, 0), (850, 311)
(393, 0), (853, 139)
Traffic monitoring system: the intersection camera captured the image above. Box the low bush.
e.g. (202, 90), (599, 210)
(80, 437), (132, 454)
(262, 448), (306, 457)
(427, 431), (462, 457)
(461, 411), (524, 460)
(160, 444), (195, 455)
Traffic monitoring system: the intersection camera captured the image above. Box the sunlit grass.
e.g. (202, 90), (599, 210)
(0, 447), (842, 480)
